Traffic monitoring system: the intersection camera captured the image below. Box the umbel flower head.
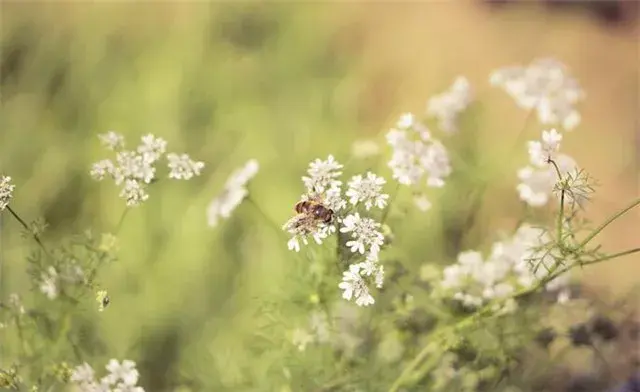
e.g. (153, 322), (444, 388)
(438, 224), (571, 310)
(490, 58), (584, 131)
(207, 159), (259, 228)
(516, 129), (588, 207)
(71, 359), (144, 392)
(426, 76), (474, 134)
(90, 132), (205, 207)
(283, 155), (387, 306)
(0, 175), (15, 212)
(386, 113), (452, 210)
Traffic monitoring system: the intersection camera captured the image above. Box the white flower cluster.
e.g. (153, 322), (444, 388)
(90, 131), (204, 207)
(283, 155), (387, 306)
(490, 58), (584, 131)
(71, 359), (144, 392)
(439, 224), (571, 310)
(517, 129), (578, 207)
(0, 175), (15, 212)
(207, 159), (259, 228)
(387, 113), (452, 211)
(39, 266), (59, 300)
(426, 76), (473, 134)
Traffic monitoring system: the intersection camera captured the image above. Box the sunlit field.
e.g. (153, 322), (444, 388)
(1, 2), (638, 391)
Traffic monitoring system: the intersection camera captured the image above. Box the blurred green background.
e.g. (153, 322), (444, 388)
(1, 1), (638, 390)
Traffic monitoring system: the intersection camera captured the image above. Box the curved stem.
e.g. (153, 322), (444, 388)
(6, 206), (51, 259)
(578, 198), (640, 249)
(388, 245), (640, 391)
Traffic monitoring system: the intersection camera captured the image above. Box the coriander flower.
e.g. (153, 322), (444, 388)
(71, 359), (144, 392)
(207, 160), (259, 228)
(91, 132), (204, 206)
(71, 363), (95, 385)
(302, 155), (343, 193)
(98, 131), (125, 151)
(224, 159), (259, 190)
(39, 267), (59, 300)
(439, 224), (571, 309)
(0, 175), (15, 211)
(528, 128), (562, 167)
(104, 360), (139, 386)
(340, 213), (384, 256)
(413, 194), (432, 212)
(119, 179), (149, 207)
(339, 264), (375, 306)
(90, 160), (116, 181)
(346, 172), (389, 210)
(517, 154), (577, 207)
(491, 58), (584, 131)
(426, 76), (473, 134)
(167, 153), (205, 180)
(387, 113), (451, 188)
(114, 151), (155, 185)
(137, 134), (167, 163)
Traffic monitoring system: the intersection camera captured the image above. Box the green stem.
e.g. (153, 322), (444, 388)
(578, 197), (640, 249)
(389, 246), (640, 391)
(114, 207), (129, 235)
(548, 159), (565, 246)
(6, 206), (51, 258)
(246, 197), (286, 237)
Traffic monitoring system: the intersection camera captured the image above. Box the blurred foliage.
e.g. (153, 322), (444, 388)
(0, 2), (638, 392)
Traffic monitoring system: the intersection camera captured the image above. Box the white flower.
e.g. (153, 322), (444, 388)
(528, 128), (562, 167)
(0, 175), (15, 211)
(207, 186), (248, 227)
(39, 267), (58, 300)
(413, 194), (432, 212)
(517, 153), (577, 207)
(224, 159), (260, 190)
(92, 133), (203, 207)
(490, 58), (584, 131)
(340, 213), (384, 256)
(339, 264), (375, 306)
(374, 265), (385, 288)
(90, 160), (115, 181)
(207, 160), (259, 228)
(302, 155), (343, 193)
(104, 359), (139, 386)
(137, 134), (167, 163)
(98, 131), (125, 150)
(115, 151), (155, 185)
(166, 153), (205, 180)
(71, 363), (95, 384)
(387, 114), (451, 188)
(119, 179), (149, 207)
(517, 166), (555, 207)
(396, 113), (415, 129)
(346, 172), (389, 210)
(421, 141), (452, 187)
(426, 76), (473, 134)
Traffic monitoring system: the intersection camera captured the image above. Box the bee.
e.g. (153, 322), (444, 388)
(96, 290), (110, 312)
(284, 195), (334, 235)
(294, 195), (334, 224)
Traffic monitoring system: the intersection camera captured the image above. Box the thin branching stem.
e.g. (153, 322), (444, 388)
(6, 205), (51, 258)
(548, 159), (565, 247)
(577, 197), (640, 249)
(388, 245), (640, 391)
